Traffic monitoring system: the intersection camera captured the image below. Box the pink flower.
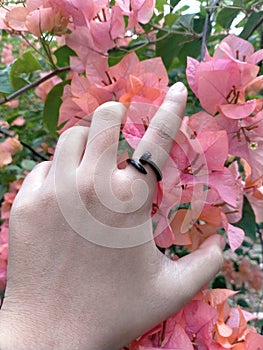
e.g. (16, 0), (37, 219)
(4, 100), (19, 109)
(116, 0), (155, 28)
(214, 34), (263, 66)
(4, 0), (69, 36)
(186, 36), (263, 121)
(4, 6), (29, 32)
(0, 135), (23, 168)
(60, 53), (168, 132)
(26, 7), (69, 36)
(216, 110), (263, 182)
(66, 6), (125, 66)
(0, 193), (17, 220)
(11, 116), (26, 127)
(58, 73), (100, 131)
(187, 56), (259, 118)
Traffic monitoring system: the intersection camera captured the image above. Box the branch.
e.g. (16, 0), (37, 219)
(0, 128), (48, 161)
(0, 66), (70, 105)
(200, 0), (222, 61)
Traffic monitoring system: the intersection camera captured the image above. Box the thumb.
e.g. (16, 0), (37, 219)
(156, 235), (225, 318)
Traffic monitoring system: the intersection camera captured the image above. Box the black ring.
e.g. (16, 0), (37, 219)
(126, 159), (147, 174)
(139, 152), (162, 181)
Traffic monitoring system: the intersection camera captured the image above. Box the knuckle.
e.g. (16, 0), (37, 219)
(149, 122), (173, 143)
(59, 125), (88, 142)
(207, 243), (224, 270)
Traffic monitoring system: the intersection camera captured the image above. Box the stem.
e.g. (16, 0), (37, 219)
(40, 36), (57, 69)
(200, 0), (222, 61)
(0, 128), (48, 161)
(0, 66), (70, 105)
(20, 32), (49, 63)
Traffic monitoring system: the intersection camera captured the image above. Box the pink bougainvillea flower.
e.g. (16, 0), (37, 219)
(0, 135), (23, 168)
(214, 34), (263, 66)
(0, 7), (9, 30)
(169, 204), (244, 252)
(216, 110), (263, 182)
(26, 7), (69, 36)
(214, 305), (256, 349)
(245, 331), (263, 350)
(59, 0), (109, 25)
(121, 56), (168, 144)
(4, 6), (29, 31)
(116, 0), (155, 28)
(186, 36), (263, 122)
(66, 4), (125, 67)
(4, 1), (69, 36)
(11, 116), (26, 127)
(4, 100), (19, 109)
(120, 56), (168, 104)
(242, 160), (263, 223)
(153, 185), (182, 248)
(186, 56), (260, 118)
(183, 299), (218, 349)
(59, 53), (140, 130)
(207, 161), (244, 225)
(58, 73), (100, 130)
(0, 193), (17, 220)
(61, 52), (168, 133)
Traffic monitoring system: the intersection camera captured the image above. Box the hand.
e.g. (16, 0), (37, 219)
(0, 82), (224, 350)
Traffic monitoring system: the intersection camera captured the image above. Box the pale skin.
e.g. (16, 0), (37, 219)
(0, 82), (225, 350)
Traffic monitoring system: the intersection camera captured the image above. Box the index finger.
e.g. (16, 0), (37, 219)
(133, 82), (187, 173)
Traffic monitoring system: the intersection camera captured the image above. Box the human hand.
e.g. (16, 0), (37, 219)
(0, 82), (225, 350)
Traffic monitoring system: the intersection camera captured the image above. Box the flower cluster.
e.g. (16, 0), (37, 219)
(1, 0), (154, 39)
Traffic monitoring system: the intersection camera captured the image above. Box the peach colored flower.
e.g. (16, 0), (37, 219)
(0, 135), (23, 168)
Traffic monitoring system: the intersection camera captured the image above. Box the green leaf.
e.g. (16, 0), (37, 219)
(21, 159), (36, 171)
(170, 0), (181, 7)
(0, 67), (14, 94)
(9, 51), (42, 90)
(235, 247), (244, 256)
(43, 80), (70, 133)
(178, 39), (202, 65)
(156, 33), (192, 69)
(163, 13), (179, 27)
(240, 11), (263, 39)
(177, 14), (196, 31)
(193, 14), (207, 34)
(54, 45), (76, 67)
(216, 7), (241, 29)
(233, 197), (257, 241)
(237, 298), (249, 308)
(155, 0), (166, 11)
(211, 275), (227, 289)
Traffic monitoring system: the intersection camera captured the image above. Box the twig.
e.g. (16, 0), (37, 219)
(0, 128), (48, 161)
(200, 0), (222, 61)
(0, 66), (70, 105)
